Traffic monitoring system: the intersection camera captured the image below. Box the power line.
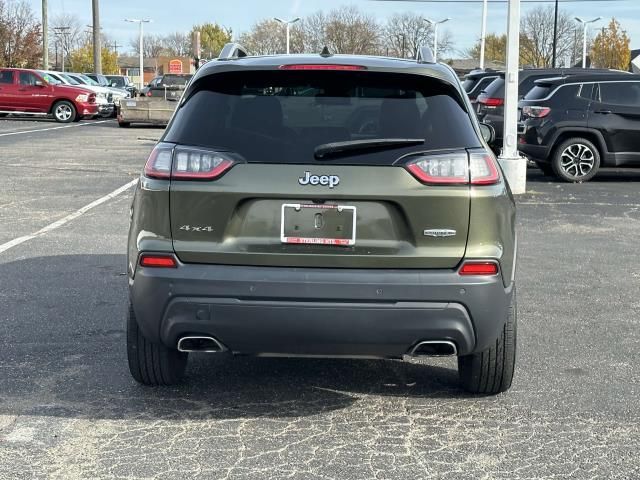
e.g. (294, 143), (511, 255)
(370, 0), (629, 3)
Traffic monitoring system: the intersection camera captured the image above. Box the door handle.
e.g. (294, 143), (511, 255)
(594, 110), (612, 114)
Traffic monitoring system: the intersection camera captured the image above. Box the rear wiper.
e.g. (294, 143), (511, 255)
(314, 138), (424, 159)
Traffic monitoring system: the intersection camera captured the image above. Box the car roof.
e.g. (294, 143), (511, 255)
(464, 70), (502, 80)
(534, 72), (640, 86)
(194, 53), (461, 86)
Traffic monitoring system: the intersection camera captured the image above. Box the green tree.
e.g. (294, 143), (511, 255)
(69, 44), (118, 74)
(591, 18), (630, 70)
(190, 23), (232, 59)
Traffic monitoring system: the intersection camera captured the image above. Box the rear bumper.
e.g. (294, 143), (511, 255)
(130, 263), (514, 358)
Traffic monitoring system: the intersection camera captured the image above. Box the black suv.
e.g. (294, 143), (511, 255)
(477, 68), (619, 150)
(518, 73), (640, 182)
(462, 69), (501, 105)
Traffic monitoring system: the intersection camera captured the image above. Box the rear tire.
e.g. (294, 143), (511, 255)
(127, 302), (188, 386)
(52, 100), (76, 123)
(458, 288), (517, 395)
(535, 161), (554, 176)
(551, 137), (600, 183)
(118, 121), (131, 128)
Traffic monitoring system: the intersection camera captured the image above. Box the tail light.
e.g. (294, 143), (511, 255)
(459, 261), (499, 276)
(405, 151), (500, 186)
(522, 106), (551, 118)
(478, 96), (504, 107)
(143, 143), (239, 181)
(139, 254), (178, 268)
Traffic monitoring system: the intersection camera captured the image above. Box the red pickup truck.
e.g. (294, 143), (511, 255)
(0, 68), (99, 123)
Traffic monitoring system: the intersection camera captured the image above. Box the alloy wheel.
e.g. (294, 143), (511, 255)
(559, 143), (595, 179)
(55, 104), (72, 122)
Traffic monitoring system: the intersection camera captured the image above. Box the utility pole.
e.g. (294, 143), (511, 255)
(42, 0), (49, 69)
(112, 41), (122, 56)
(53, 27), (70, 72)
(92, 0), (102, 73)
(552, 0), (558, 67)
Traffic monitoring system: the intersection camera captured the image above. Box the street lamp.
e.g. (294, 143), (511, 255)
(274, 17), (300, 55)
(575, 16), (601, 68)
(423, 17), (451, 62)
(125, 18), (152, 91)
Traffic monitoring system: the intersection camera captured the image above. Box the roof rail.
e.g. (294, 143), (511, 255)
(416, 46), (435, 64)
(218, 43), (249, 60)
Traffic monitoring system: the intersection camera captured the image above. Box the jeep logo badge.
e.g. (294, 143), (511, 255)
(298, 171), (340, 189)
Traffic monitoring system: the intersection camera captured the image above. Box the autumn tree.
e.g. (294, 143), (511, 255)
(467, 33), (507, 64)
(590, 18), (630, 70)
(0, 0), (42, 68)
(69, 43), (118, 74)
(190, 23), (232, 58)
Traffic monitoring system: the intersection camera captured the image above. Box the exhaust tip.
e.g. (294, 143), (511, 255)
(177, 336), (226, 353)
(409, 340), (457, 357)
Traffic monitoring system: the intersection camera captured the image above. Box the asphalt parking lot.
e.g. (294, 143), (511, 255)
(1, 117), (639, 479)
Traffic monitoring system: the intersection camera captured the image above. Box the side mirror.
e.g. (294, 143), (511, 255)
(479, 123), (495, 144)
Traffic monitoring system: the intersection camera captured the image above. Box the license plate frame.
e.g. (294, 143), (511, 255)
(280, 203), (356, 246)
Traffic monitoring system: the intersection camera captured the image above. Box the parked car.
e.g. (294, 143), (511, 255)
(105, 75), (137, 97)
(0, 68), (98, 122)
(477, 68), (625, 150)
(66, 73), (129, 115)
(518, 73), (640, 182)
(44, 71), (112, 118)
(462, 69), (501, 105)
(84, 73), (131, 99)
(126, 44), (517, 395)
(139, 74), (192, 97)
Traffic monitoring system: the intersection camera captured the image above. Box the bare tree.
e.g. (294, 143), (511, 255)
(323, 6), (380, 55)
(382, 12), (454, 59)
(0, 0), (42, 67)
(129, 34), (166, 58)
(239, 19), (304, 55)
(302, 11), (327, 53)
(163, 32), (191, 56)
(520, 6), (578, 67)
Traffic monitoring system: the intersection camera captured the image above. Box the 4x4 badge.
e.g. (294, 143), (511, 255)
(298, 172), (340, 189)
(424, 229), (457, 237)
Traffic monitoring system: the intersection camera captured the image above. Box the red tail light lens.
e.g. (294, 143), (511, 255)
(139, 254), (178, 268)
(279, 64), (366, 71)
(469, 152), (500, 185)
(143, 144), (239, 181)
(459, 261), (499, 276)
(522, 106), (551, 118)
(405, 152), (469, 184)
(479, 97), (504, 107)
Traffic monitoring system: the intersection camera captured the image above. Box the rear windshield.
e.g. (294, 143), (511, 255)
(482, 78), (505, 99)
(462, 78), (477, 92)
(524, 85), (552, 100)
(470, 76), (497, 97)
(165, 70), (481, 165)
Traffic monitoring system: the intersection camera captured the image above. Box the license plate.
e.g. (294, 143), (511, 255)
(281, 204), (356, 246)
(126, 101), (137, 107)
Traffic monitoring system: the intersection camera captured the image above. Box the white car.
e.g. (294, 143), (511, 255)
(46, 71), (114, 117)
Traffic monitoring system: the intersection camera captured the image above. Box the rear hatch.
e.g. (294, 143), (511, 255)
(160, 68), (486, 269)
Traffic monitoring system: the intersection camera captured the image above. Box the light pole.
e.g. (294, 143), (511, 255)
(575, 17), (601, 68)
(479, 0), (488, 69)
(274, 17), (300, 55)
(423, 17), (450, 62)
(125, 18), (152, 91)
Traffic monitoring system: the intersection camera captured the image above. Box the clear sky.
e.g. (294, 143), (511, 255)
(29, 0), (640, 57)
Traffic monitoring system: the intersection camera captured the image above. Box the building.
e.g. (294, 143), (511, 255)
(117, 56), (195, 85)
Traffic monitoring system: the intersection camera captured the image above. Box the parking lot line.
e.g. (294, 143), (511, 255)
(0, 178), (138, 254)
(0, 119), (113, 137)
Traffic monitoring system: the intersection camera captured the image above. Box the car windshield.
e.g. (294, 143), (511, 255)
(61, 74), (81, 85)
(107, 76), (125, 87)
(165, 70), (481, 165)
(38, 72), (61, 85)
(79, 75), (100, 86)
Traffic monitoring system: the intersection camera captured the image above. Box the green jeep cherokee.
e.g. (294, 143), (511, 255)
(127, 46), (517, 394)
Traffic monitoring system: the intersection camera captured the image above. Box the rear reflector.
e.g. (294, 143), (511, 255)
(279, 64), (367, 71)
(139, 254), (178, 268)
(459, 261), (499, 276)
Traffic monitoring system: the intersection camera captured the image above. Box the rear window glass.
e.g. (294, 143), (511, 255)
(481, 78), (504, 99)
(470, 76), (497, 96)
(524, 85), (551, 100)
(160, 75), (192, 86)
(165, 71), (481, 165)
(462, 78), (476, 92)
(0, 71), (13, 84)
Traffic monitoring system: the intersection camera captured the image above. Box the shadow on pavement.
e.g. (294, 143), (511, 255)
(0, 254), (466, 423)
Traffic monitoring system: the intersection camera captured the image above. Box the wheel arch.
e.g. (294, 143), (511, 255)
(48, 97), (77, 114)
(549, 128), (608, 163)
